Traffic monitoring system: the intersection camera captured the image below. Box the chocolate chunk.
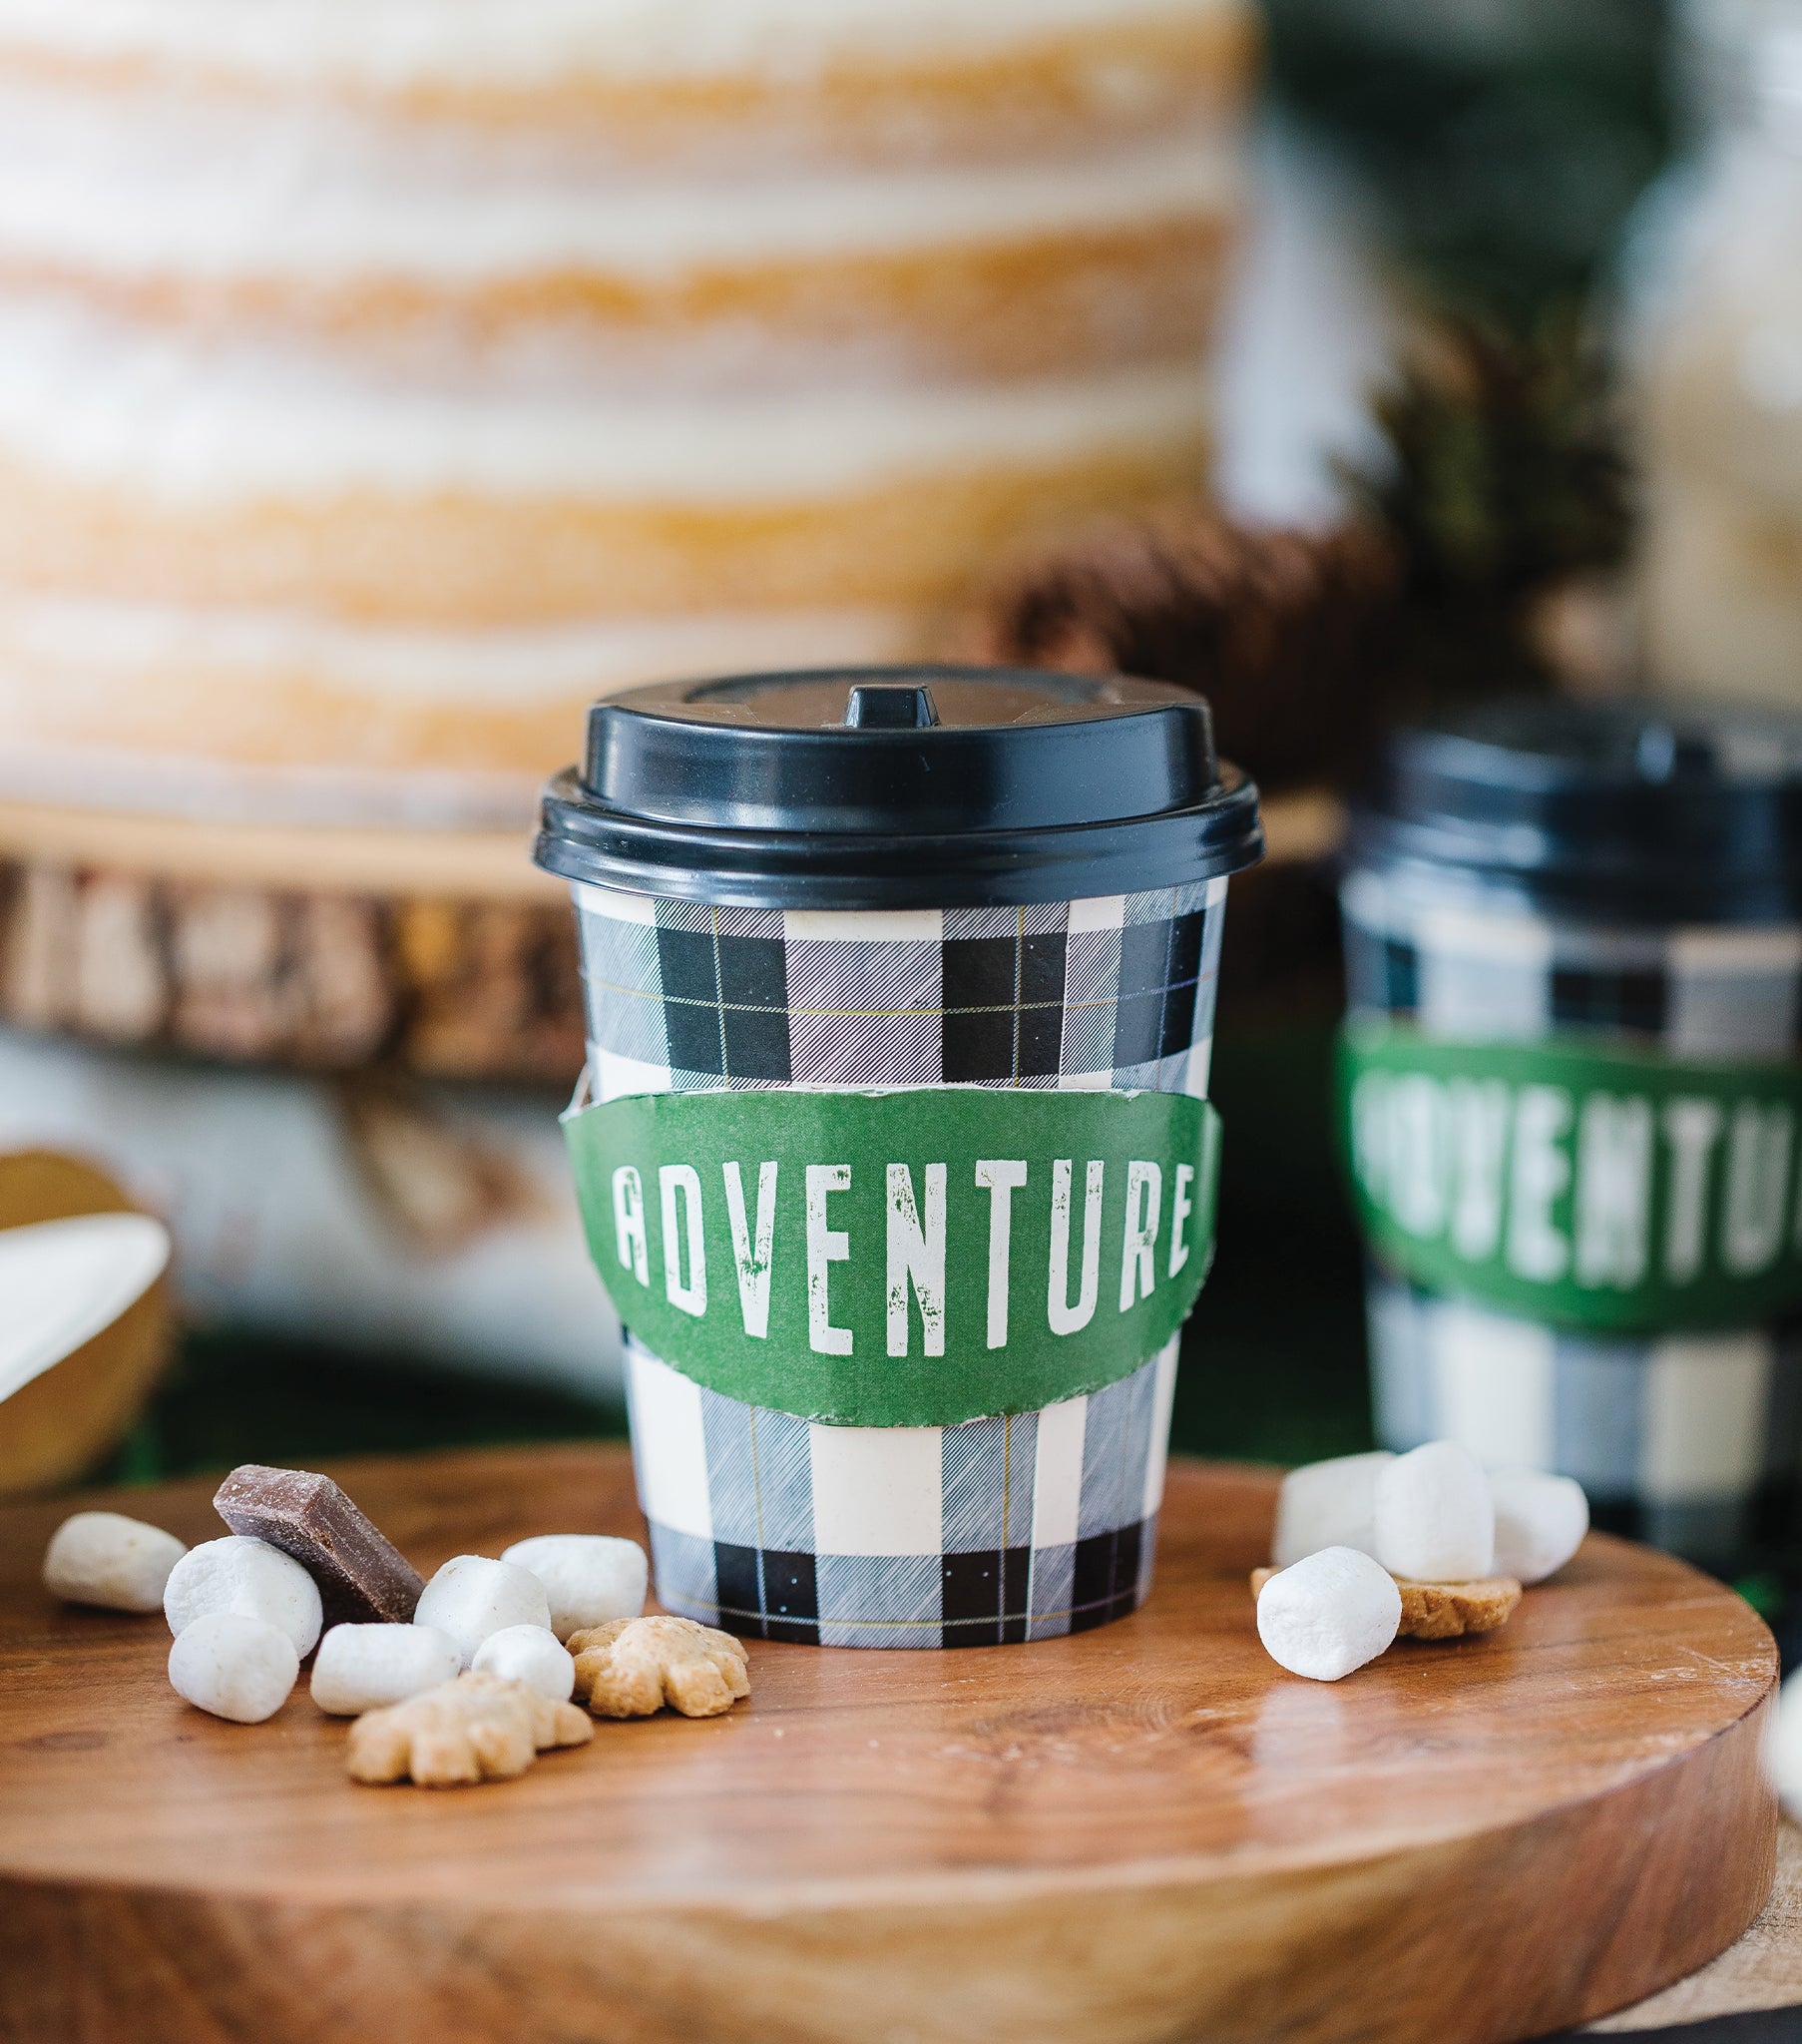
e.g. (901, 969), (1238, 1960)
(214, 1464), (423, 1626)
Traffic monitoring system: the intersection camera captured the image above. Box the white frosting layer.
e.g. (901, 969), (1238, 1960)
(0, 594), (913, 702)
(0, 302), (1207, 501)
(0, 735), (540, 828)
(0, 599), (920, 824)
(0, 0), (1236, 87)
(0, 92), (1240, 281)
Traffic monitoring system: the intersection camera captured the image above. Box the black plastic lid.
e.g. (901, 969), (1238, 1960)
(1350, 698), (1802, 922)
(533, 665), (1263, 909)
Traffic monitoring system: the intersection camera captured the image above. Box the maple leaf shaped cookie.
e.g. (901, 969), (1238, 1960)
(348, 1670), (593, 1787)
(569, 1616), (750, 1719)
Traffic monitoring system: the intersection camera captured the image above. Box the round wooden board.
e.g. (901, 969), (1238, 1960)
(0, 1446), (1776, 2044)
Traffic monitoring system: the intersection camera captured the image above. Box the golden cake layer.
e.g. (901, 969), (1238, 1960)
(0, 5), (1254, 166)
(0, 0), (1253, 825)
(0, 221), (1232, 385)
(0, 416), (1207, 625)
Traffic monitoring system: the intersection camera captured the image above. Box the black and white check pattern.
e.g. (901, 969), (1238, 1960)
(1367, 1276), (1802, 1566)
(575, 878), (1226, 1645)
(577, 884), (1226, 1103)
(627, 1331), (1178, 1647)
(1342, 867), (1802, 1557)
(1341, 869), (1802, 1057)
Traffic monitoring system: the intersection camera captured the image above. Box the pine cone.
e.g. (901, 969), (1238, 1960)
(1355, 309), (1630, 609)
(961, 316), (1632, 794)
(965, 506), (1404, 792)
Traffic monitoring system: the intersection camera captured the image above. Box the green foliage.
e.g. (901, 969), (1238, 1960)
(1363, 311), (1632, 600)
(1345, 308), (1634, 703)
(1264, 0), (1673, 319)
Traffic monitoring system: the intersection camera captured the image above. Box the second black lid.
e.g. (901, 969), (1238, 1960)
(535, 665), (1264, 909)
(1351, 697), (1802, 922)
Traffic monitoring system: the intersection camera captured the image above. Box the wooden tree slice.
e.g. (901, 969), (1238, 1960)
(0, 1447), (1776, 2044)
(0, 798), (584, 1084)
(0, 792), (1341, 1084)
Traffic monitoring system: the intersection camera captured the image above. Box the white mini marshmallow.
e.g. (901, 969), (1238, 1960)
(44, 1511), (187, 1612)
(472, 1623), (577, 1702)
(1766, 1670), (1802, 1823)
(168, 1610), (299, 1724)
(1271, 1452), (1394, 1568)
(309, 1622), (462, 1716)
(1256, 1546), (1402, 1682)
(1373, 1441), (1495, 1582)
(413, 1554), (551, 1668)
(164, 1534), (322, 1657)
(1489, 1467), (1588, 1585)
(499, 1534), (648, 1642)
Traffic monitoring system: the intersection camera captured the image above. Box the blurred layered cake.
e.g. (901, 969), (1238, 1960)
(0, 0), (1253, 826)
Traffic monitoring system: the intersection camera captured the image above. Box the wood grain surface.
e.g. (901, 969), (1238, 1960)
(0, 1445), (1777, 2044)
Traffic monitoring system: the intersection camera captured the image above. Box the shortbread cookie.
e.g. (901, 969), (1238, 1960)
(570, 1615), (750, 1720)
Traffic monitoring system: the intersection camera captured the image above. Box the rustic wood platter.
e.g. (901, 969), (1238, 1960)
(0, 1445), (1776, 2044)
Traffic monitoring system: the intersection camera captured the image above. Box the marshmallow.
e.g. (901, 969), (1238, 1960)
(499, 1534), (648, 1642)
(1490, 1468), (1588, 1585)
(1256, 1547), (1402, 1682)
(310, 1622), (462, 1716)
(1271, 1452), (1394, 1568)
(1766, 1670), (1802, 1823)
(44, 1511), (186, 1612)
(165, 1535), (323, 1657)
(413, 1555), (551, 1669)
(169, 1610), (299, 1724)
(472, 1624), (577, 1702)
(1373, 1442), (1495, 1582)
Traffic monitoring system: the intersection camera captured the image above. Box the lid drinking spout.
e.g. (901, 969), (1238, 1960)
(844, 684), (940, 729)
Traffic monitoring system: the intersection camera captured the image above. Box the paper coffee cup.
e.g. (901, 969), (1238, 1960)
(537, 668), (1263, 1644)
(1343, 702), (1802, 1566)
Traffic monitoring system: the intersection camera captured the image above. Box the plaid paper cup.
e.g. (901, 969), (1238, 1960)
(1343, 863), (1802, 1561)
(578, 878), (1224, 1644)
